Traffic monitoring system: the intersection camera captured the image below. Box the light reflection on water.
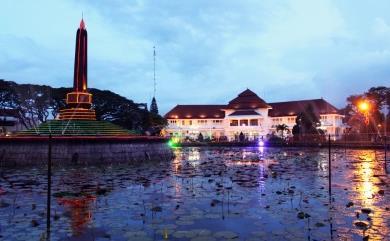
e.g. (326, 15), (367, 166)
(359, 155), (377, 206)
(57, 196), (95, 235)
(0, 147), (388, 241)
(350, 151), (388, 240)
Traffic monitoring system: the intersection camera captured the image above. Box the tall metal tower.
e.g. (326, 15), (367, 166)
(150, 46), (159, 114)
(153, 46), (156, 98)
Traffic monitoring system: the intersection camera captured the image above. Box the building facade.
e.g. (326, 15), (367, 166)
(0, 109), (23, 135)
(164, 89), (345, 141)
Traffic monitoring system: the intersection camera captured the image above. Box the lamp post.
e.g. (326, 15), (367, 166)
(358, 101), (370, 124)
(358, 100), (370, 143)
(383, 103), (388, 139)
(381, 103), (388, 173)
(47, 133), (52, 240)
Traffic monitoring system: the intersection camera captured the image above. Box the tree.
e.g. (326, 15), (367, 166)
(0, 79), (167, 133)
(276, 124), (289, 138)
(239, 132), (245, 142)
(150, 97), (158, 115)
(344, 86), (389, 137)
(292, 104), (323, 140)
(146, 112), (167, 136)
(198, 133), (204, 142)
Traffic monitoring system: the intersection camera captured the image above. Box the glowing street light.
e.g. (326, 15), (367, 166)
(358, 101), (370, 112)
(358, 100), (370, 125)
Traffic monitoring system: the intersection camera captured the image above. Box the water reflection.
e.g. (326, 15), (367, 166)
(358, 156), (377, 206)
(0, 148), (388, 240)
(57, 195), (96, 235)
(188, 148), (200, 167)
(345, 150), (388, 239)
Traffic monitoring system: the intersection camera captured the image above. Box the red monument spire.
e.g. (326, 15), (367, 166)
(59, 18), (96, 120)
(80, 18), (85, 29)
(73, 18), (88, 92)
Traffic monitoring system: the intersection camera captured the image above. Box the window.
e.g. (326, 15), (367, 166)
(250, 119), (258, 126)
(213, 120), (223, 124)
(189, 120), (192, 125)
(197, 120), (207, 124)
(288, 117), (295, 122)
(169, 120), (177, 124)
(230, 120), (238, 126)
(182, 120), (185, 125)
(240, 119), (248, 126)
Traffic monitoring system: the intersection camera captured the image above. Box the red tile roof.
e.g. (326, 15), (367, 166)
(164, 91), (341, 119)
(164, 105), (226, 119)
(227, 89), (271, 109)
(268, 99), (340, 117)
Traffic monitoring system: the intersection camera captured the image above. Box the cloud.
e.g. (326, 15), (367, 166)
(0, 0), (389, 114)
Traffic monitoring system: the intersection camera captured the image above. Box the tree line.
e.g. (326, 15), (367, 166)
(0, 79), (166, 134)
(342, 86), (389, 136)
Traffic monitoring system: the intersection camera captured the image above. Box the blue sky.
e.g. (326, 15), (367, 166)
(1, 0), (389, 114)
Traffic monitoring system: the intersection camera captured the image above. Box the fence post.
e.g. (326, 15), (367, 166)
(47, 134), (52, 240)
(328, 134), (332, 204)
(385, 136), (387, 174)
(344, 132), (347, 151)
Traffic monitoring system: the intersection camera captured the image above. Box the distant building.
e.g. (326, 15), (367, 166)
(164, 89), (345, 141)
(0, 109), (23, 135)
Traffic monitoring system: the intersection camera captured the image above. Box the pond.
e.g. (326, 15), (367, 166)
(0, 147), (389, 241)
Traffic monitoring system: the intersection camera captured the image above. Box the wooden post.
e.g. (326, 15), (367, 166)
(344, 132), (347, 153)
(46, 134), (52, 240)
(328, 134), (332, 204)
(385, 136), (387, 174)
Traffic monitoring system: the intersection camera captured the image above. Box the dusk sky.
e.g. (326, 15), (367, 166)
(1, 0), (390, 114)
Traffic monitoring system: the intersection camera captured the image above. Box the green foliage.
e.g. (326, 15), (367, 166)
(0, 79), (167, 133)
(275, 123), (289, 138)
(344, 86), (389, 135)
(150, 97), (159, 115)
(292, 104), (323, 139)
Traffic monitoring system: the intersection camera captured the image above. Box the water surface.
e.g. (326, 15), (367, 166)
(0, 147), (389, 240)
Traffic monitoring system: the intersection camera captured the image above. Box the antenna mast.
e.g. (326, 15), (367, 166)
(153, 46), (156, 98)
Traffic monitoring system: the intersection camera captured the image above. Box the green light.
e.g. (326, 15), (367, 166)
(168, 140), (174, 147)
(168, 138), (180, 148)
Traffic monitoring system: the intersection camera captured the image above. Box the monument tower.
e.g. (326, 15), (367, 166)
(59, 18), (96, 120)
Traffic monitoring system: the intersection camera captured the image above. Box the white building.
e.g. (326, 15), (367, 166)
(164, 89), (345, 141)
(0, 109), (23, 135)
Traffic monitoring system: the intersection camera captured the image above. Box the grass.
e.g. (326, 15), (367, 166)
(16, 120), (138, 136)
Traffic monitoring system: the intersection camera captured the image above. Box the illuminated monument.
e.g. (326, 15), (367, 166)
(1, 18), (171, 166)
(59, 18), (96, 121)
(16, 18), (135, 136)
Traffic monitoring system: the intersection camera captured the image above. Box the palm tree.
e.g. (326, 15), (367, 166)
(276, 124), (289, 139)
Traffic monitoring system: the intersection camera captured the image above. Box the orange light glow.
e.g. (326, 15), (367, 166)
(358, 101), (369, 112)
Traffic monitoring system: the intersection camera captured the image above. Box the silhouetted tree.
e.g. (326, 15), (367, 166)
(292, 104), (323, 141)
(150, 97), (158, 115)
(0, 79), (167, 132)
(276, 123), (289, 138)
(344, 86), (389, 137)
(239, 132), (245, 142)
(198, 133), (204, 142)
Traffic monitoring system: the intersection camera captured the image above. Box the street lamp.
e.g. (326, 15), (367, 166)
(358, 100), (370, 125)
(358, 101), (369, 112)
(358, 100), (371, 142)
